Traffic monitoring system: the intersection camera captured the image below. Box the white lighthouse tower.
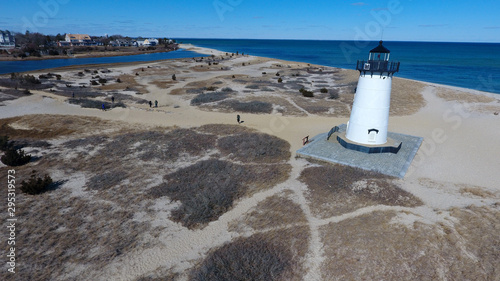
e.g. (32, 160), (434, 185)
(345, 41), (400, 145)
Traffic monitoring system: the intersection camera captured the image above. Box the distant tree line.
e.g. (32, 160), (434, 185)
(0, 31), (177, 58)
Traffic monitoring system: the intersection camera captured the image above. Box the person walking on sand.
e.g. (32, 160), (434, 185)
(155, 100), (158, 108)
(111, 96), (115, 103)
(149, 101), (152, 108)
(101, 103), (105, 111)
(237, 114), (240, 124)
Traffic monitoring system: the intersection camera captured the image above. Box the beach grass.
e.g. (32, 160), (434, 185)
(299, 163), (423, 219)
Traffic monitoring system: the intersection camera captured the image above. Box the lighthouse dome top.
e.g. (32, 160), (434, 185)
(356, 40), (400, 74)
(370, 40), (390, 54)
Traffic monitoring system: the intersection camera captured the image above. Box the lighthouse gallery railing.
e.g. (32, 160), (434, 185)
(356, 60), (400, 74)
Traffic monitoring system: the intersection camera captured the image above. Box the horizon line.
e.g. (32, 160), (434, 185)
(4, 29), (498, 44)
(174, 37), (500, 44)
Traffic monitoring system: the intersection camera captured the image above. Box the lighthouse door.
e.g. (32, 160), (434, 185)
(368, 129), (379, 143)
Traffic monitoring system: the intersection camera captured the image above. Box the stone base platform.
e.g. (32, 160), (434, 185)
(336, 132), (402, 154)
(296, 124), (423, 178)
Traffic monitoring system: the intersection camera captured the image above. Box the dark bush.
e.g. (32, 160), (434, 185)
(20, 170), (53, 195)
(172, 74), (176, 80)
(1, 148), (31, 166)
(320, 87), (328, 93)
(278, 77), (283, 83)
(90, 80), (99, 86)
(98, 78), (107, 84)
(245, 84), (260, 89)
(205, 86), (218, 91)
(67, 98), (126, 109)
(300, 87), (314, 97)
(329, 89), (340, 99)
(221, 100), (273, 114)
(0, 135), (12, 151)
(68, 98), (107, 109)
(22, 74), (41, 85)
(191, 92), (230, 105)
(116, 78), (122, 83)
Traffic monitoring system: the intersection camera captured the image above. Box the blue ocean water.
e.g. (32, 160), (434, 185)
(180, 39), (500, 94)
(0, 49), (207, 75)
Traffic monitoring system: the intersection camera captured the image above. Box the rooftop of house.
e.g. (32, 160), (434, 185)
(66, 34), (92, 41)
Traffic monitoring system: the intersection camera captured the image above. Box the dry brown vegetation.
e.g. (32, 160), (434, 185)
(0, 114), (294, 281)
(299, 164), (422, 218)
(229, 191), (308, 233)
(169, 66), (425, 117)
(100, 74), (149, 93)
(218, 99), (274, 114)
(217, 132), (291, 163)
(320, 207), (500, 280)
(181, 69), (425, 117)
(0, 88), (33, 103)
(333, 69), (427, 116)
(10, 190), (148, 280)
(436, 87), (496, 103)
(149, 159), (290, 229)
(196, 123), (254, 135)
(0, 115), (122, 140)
(459, 185), (497, 198)
(190, 227), (310, 281)
(391, 78), (427, 115)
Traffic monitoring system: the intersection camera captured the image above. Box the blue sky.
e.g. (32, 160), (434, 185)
(2, 0), (500, 42)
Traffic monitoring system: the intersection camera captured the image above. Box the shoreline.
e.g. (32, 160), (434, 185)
(3, 42), (497, 97)
(180, 43), (500, 96)
(0, 46), (179, 62)
(181, 43), (500, 97)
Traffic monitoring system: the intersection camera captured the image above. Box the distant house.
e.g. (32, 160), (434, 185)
(57, 41), (71, 47)
(144, 38), (159, 46)
(133, 40), (145, 47)
(0, 30), (16, 49)
(110, 39), (131, 47)
(133, 38), (158, 47)
(60, 33), (96, 46)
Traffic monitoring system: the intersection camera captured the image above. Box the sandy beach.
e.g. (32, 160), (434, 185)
(1, 44), (499, 280)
